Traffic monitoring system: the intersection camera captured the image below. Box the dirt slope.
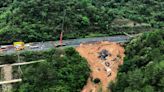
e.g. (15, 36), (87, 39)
(76, 41), (125, 92)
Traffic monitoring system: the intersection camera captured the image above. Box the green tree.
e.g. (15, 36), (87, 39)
(111, 30), (164, 92)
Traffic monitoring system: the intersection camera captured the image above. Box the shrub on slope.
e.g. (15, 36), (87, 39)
(12, 48), (90, 92)
(1, 0), (163, 44)
(111, 30), (164, 92)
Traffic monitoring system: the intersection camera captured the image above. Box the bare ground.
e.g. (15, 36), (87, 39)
(76, 41), (125, 92)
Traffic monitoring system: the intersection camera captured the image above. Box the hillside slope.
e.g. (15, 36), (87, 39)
(76, 41), (124, 92)
(111, 30), (164, 92)
(0, 48), (90, 92)
(1, 0), (163, 44)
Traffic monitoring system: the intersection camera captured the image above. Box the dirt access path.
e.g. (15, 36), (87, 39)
(76, 41), (125, 92)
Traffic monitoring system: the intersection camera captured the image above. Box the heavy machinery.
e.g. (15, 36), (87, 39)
(13, 42), (25, 51)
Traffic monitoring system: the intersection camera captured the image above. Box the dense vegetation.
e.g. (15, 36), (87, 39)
(111, 30), (164, 92)
(0, 48), (90, 92)
(1, 0), (163, 44)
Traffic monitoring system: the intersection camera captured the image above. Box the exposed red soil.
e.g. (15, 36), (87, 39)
(76, 41), (125, 92)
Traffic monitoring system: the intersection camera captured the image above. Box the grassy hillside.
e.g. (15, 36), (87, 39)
(1, 0), (163, 44)
(0, 48), (90, 92)
(110, 30), (164, 92)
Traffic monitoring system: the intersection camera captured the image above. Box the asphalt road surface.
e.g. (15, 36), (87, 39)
(0, 35), (130, 55)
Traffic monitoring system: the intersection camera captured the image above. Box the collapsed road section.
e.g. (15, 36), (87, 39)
(0, 35), (129, 55)
(76, 41), (125, 92)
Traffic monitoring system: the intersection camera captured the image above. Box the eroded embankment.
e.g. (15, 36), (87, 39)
(76, 41), (125, 92)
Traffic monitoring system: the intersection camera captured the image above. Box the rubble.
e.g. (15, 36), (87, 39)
(107, 72), (112, 77)
(98, 49), (111, 60)
(75, 41), (125, 92)
(105, 62), (110, 67)
(111, 57), (120, 62)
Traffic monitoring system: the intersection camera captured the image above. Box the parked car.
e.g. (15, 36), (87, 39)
(0, 46), (8, 51)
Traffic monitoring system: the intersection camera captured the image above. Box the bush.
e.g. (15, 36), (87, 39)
(111, 30), (164, 92)
(1, 0), (163, 44)
(93, 78), (101, 84)
(0, 48), (90, 92)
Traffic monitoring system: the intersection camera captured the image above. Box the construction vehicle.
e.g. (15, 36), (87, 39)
(13, 42), (25, 51)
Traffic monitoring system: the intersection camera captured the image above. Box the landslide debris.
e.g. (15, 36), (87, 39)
(76, 41), (125, 92)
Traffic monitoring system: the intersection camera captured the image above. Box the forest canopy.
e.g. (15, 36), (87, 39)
(0, 0), (163, 44)
(110, 30), (164, 92)
(0, 48), (90, 92)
